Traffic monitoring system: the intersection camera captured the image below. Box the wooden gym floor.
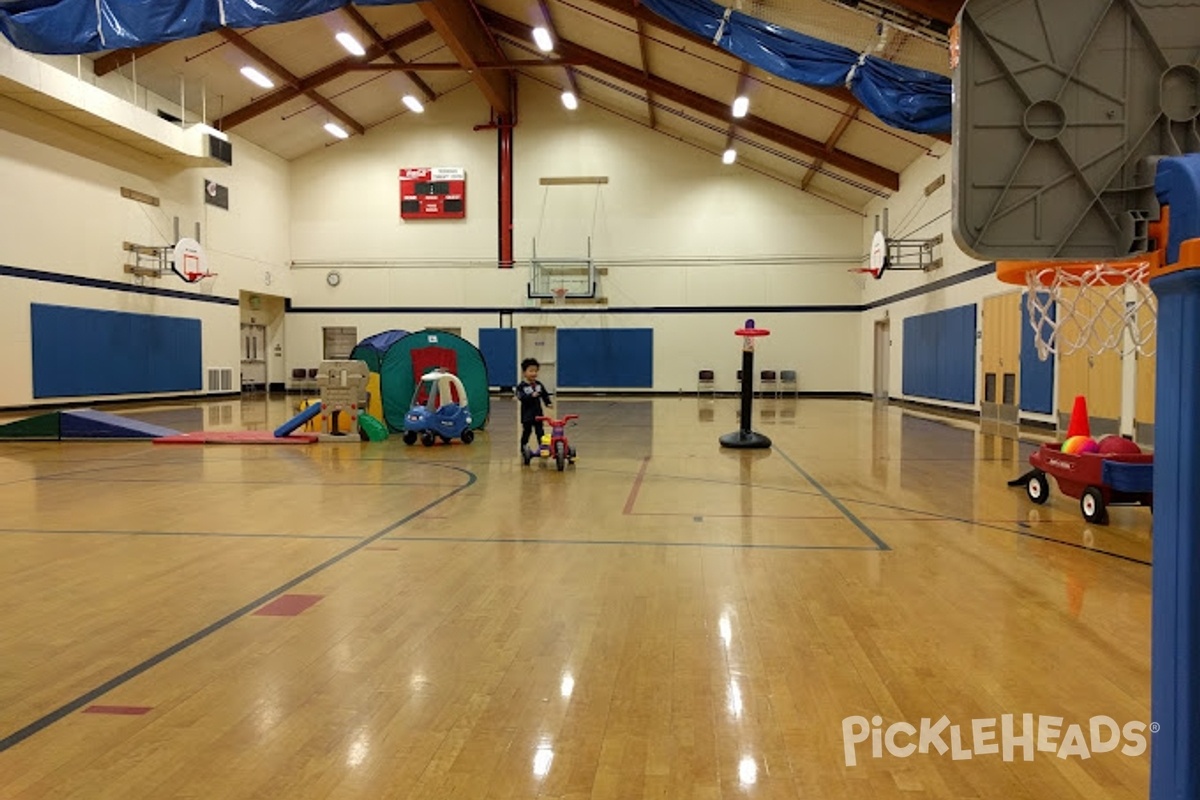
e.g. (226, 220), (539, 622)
(0, 396), (1152, 799)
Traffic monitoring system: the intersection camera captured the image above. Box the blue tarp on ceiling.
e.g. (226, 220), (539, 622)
(639, 0), (952, 136)
(0, 0), (420, 54)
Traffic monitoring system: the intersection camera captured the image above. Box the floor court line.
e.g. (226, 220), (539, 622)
(384, 534), (882, 551)
(0, 527), (364, 541)
(0, 464), (477, 754)
(773, 446), (892, 551)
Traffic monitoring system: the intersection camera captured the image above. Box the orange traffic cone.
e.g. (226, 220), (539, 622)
(1065, 395), (1090, 439)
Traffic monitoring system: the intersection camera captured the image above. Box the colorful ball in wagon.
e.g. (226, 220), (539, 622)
(1097, 435), (1142, 456)
(1061, 435), (1099, 455)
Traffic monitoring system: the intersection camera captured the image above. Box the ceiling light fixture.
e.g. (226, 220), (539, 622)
(324, 122), (349, 139)
(722, 148), (737, 165)
(402, 95), (425, 113)
(561, 91), (578, 110)
(732, 95), (749, 118)
(240, 66), (274, 89)
(335, 31), (366, 57)
(532, 26), (554, 52)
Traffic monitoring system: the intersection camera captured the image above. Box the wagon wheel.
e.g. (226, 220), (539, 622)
(1081, 487), (1109, 525)
(1026, 471), (1050, 505)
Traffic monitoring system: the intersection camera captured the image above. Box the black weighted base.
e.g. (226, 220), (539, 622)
(719, 430), (772, 449)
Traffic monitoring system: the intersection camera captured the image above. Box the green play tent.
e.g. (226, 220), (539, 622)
(379, 330), (489, 432)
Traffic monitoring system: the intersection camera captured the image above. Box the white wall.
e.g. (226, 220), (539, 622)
(286, 78), (865, 394)
(0, 77), (291, 408)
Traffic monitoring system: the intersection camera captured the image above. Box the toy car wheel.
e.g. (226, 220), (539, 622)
(555, 442), (566, 471)
(1026, 471), (1050, 505)
(403, 431), (417, 445)
(461, 429), (474, 444)
(421, 431), (435, 447)
(1081, 487), (1109, 525)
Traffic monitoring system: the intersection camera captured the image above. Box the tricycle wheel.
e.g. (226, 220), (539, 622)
(461, 429), (474, 444)
(421, 431), (435, 447)
(1026, 471), (1050, 505)
(522, 448), (533, 465)
(1081, 487), (1109, 525)
(555, 442), (565, 471)
(403, 431), (417, 445)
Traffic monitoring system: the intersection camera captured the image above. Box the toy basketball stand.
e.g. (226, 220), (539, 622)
(719, 320), (771, 449)
(954, 1), (1200, 794)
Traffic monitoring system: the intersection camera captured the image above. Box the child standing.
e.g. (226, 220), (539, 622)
(515, 357), (552, 453)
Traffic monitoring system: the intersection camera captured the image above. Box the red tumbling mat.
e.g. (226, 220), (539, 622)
(153, 431), (319, 445)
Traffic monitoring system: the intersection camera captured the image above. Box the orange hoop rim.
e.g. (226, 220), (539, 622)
(996, 253), (1158, 287)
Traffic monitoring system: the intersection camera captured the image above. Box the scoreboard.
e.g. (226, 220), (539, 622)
(400, 167), (466, 220)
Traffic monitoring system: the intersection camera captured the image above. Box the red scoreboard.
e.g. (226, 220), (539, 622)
(400, 167), (466, 220)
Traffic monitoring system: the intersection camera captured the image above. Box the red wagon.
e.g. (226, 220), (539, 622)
(1018, 443), (1154, 525)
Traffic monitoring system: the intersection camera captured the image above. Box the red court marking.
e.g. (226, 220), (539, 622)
(253, 594), (324, 616)
(83, 705), (152, 715)
(623, 457), (651, 515)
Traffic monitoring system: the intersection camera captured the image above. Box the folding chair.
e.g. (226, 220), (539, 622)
(780, 369), (798, 398)
(697, 369), (716, 396)
(759, 370), (779, 398)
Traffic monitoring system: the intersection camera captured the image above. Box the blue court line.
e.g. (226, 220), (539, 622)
(385, 535), (880, 551)
(0, 527), (362, 541)
(773, 446), (891, 551)
(0, 464), (477, 754)
(33, 475), (460, 488)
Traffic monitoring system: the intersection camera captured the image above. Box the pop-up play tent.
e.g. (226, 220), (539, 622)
(380, 330), (489, 432)
(350, 330), (407, 373)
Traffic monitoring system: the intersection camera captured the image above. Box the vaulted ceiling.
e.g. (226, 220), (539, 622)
(86, 0), (960, 210)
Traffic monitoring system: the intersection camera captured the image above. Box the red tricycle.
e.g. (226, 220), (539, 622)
(523, 414), (578, 471)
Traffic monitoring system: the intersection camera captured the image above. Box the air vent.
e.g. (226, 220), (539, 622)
(207, 368), (233, 392)
(207, 134), (233, 165)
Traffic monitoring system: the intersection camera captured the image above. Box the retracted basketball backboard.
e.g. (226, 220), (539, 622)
(952, 0), (1200, 261)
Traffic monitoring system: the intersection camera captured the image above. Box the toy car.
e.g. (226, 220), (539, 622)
(523, 414), (578, 471)
(402, 369), (474, 446)
(1011, 438), (1153, 524)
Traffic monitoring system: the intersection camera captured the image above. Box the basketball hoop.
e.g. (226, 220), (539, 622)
(997, 255), (1158, 361)
(551, 287), (568, 306)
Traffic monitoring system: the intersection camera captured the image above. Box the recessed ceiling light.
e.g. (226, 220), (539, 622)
(561, 91), (578, 110)
(732, 95), (749, 118)
(240, 66), (274, 89)
(335, 31), (366, 57)
(402, 95), (424, 113)
(532, 26), (553, 52)
(722, 148), (737, 165)
(324, 122), (349, 139)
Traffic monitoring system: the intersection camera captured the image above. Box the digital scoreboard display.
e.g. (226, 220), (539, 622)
(400, 167), (466, 220)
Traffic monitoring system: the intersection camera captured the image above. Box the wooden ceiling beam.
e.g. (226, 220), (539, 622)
(93, 44), (166, 77)
(485, 9), (898, 190)
(635, 20), (656, 129)
(420, 0), (512, 116)
(214, 21), (433, 131)
(216, 27), (364, 135)
(340, 5), (435, 103)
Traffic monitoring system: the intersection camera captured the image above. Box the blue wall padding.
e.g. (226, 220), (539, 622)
(478, 328), (518, 386)
(557, 329), (653, 388)
(902, 305), (976, 403)
(1019, 292), (1055, 413)
(31, 304), (202, 398)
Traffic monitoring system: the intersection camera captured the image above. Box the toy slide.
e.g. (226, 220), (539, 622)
(275, 401), (322, 438)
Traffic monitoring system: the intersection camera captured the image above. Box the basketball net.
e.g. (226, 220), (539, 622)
(1023, 262), (1156, 361)
(551, 287), (568, 306)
